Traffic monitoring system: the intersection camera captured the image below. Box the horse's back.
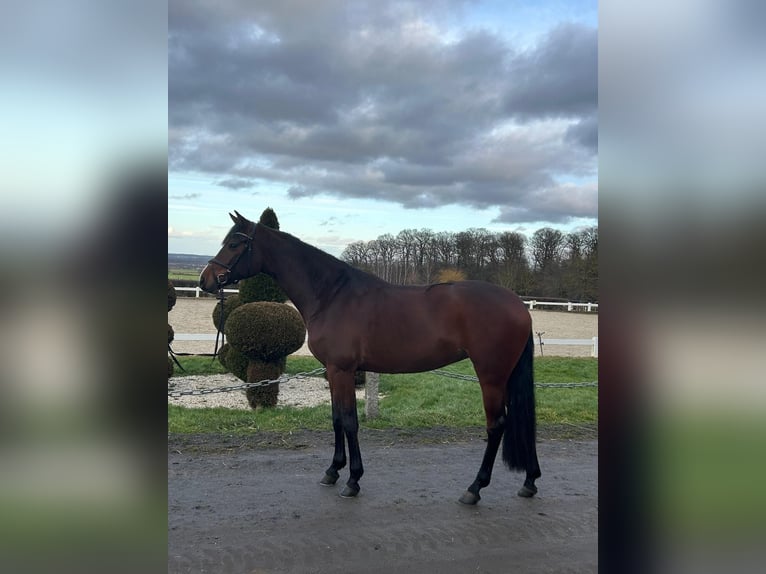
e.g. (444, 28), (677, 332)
(373, 280), (530, 339)
(430, 280), (530, 325)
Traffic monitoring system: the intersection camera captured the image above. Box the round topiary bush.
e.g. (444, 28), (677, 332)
(218, 343), (248, 381)
(259, 206), (280, 229)
(225, 302), (306, 361)
(212, 294), (242, 330)
(238, 275), (287, 304)
(168, 323), (174, 345)
(245, 359), (282, 408)
(168, 279), (177, 311)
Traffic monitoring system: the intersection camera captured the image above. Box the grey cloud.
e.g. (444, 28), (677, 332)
(493, 182), (598, 224)
(169, 192), (201, 200)
(319, 216), (340, 227)
(565, 113), (598, 153)
(170, 1), (597, 225)
(503, 23), (597, 119)
(217, 178), (254, 190)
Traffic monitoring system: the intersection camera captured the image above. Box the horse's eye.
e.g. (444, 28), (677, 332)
(228, 242), (238, 249)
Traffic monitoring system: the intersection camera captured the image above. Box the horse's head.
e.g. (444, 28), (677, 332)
(199, 210), (262, 293)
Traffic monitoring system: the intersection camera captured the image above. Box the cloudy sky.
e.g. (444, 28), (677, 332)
(168, 0), (597, 256)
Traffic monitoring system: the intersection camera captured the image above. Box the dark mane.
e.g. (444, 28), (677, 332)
(264, 225), (384, 317)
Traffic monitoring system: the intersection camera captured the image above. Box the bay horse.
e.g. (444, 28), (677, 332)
(199, 211), (541, 504)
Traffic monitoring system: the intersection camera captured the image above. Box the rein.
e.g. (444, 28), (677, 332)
(168, 343), (186, 372)
(212, 286), (226, 359)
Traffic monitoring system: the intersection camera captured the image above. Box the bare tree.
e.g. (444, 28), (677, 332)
(413, 228), (434, 283)
(582, 226), (598, 258)
(496, 231), (530, 293)
(472, 228), (498, 281)
(565, 231), (584, 260)
(498, 231), (527, 264)
(530, 228), (565, 271)
(454, 230), (473, 275)
(432, 231), (456, 269)
(395, 229), (416, 284)
(376, 234), (396, 283)
(529, 228), (566, 297)
(341, 241), (366, 269)
(341, 224), (596, 300)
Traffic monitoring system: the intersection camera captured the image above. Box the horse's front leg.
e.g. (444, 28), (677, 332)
(319, 394), (346, 487)
(324, 366), (364, 498)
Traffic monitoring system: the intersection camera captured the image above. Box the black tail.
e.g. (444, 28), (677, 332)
(502, 332), (538, 473)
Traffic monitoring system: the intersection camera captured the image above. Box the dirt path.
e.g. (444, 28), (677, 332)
(168, 433), (597, 573)
(168, 297), (598, 357)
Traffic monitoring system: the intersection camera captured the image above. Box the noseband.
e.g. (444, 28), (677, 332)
(208, 229), (254, 358)
(208, 230), (254, 288)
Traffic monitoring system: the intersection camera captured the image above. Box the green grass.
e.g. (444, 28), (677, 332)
(168, 403), (332, 434)
(168, 356), (597, 433)
(168, 268), (201, 281)
(170, 355), (229, 375)
(283, 355), (324, 374)
(169, 354), (323, 376)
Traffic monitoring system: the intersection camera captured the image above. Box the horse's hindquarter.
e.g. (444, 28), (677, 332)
(453, 280), (531, 334)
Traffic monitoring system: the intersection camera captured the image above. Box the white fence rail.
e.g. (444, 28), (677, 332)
(540, 337), (599, 357)
(176, 286), (598, 312)
(175, 287), (239, 297)
(523, 300), (598, 312)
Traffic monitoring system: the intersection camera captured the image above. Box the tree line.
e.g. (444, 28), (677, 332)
(341, 226), (598, 301)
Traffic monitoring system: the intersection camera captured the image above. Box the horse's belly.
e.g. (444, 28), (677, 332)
(361, 339), (468, 374)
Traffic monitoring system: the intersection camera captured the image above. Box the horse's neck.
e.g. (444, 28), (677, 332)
(259, 227), (342, 321)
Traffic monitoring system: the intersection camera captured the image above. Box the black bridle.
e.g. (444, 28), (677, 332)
(208, 230), (255, 288)
(208, 229), (254, 358)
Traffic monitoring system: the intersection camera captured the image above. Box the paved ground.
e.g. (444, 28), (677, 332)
(168, 431), (597, 573)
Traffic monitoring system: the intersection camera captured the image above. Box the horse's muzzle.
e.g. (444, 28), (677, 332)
(198, 265), (221, 294)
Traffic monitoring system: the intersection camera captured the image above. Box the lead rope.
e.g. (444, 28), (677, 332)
(212, 286), (226, 360)
(168, 343), (186, 372)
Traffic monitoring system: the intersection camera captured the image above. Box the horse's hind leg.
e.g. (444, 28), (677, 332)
(519, 449), (541, 498)
(459, 379), (506, 505)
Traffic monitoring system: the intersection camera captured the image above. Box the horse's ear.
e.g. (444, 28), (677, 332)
(229, 212), (238, 224)
(233, 210), (250, 223)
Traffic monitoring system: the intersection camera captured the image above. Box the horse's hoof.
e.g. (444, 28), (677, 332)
(319, 473), (338, 487)
(517, 484), (538, 498)
(339, 485), (359, 498)
(458, 491), (480, 505)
